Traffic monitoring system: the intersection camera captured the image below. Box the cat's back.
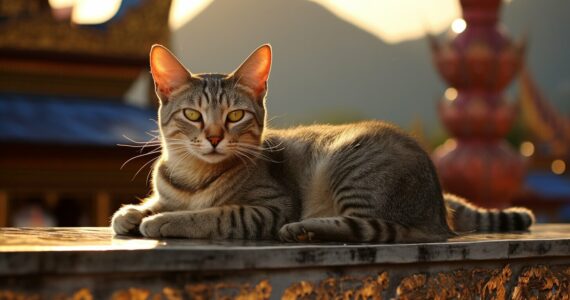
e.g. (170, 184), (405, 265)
(263, 120), (420, 157)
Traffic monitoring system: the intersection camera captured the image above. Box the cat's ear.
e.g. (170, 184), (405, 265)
(149, 44), (191, 102)
(232, 44), (272, 99)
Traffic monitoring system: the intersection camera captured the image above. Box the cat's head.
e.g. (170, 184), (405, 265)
(149, 44), (271, 164)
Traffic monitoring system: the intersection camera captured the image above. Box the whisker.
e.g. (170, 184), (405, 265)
(232, 144), (282, 163)
(264, 139), (285, 150)
(230, 146), (268, 163)
(117, 143), (161, 149)
(121, 148), (162, 169)
(146, 158), (158, 185)
(265, 114), (283, 127)
(146, 131), (159, 139)
(131, 156), (160, 181)
(238, 142), (285, 152)
(232, 151), (249, 167)
(122, 134), (158, 145)
(233, 149), (257, 165)
(121, 134), (163, 153)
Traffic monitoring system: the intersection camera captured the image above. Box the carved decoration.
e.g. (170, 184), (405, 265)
(1, 266), (569, 299)
(396, 265), (512, 299)
(281, 273), (389, 299)
(183, 280), (272, 300)
(0, 0), (171, 98)
(111, 288), (151, 300)
(0, 0), (171, 60)
(110, 281), (273, 300)
(0, 0), (49, 18)
(511, 266), (570, 300)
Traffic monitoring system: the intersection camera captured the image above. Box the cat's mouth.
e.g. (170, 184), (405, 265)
(200, 149), (229, 164)
(203, 149), (225, 156)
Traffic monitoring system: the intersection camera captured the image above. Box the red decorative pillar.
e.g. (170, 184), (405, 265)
(430, 0), (525, 208)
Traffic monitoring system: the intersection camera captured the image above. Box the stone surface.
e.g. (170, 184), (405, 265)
(0, 224), (569, 275)
(1, 225), (570, 299)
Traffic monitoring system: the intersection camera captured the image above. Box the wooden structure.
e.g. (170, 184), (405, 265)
(430, 0), (526, 209)
(510, 68), (570, 222)
(519, 67), (570, 170)
(0, 0), (171, 227)
(0, 225), (569, 298)
(0, 0), (171, 98)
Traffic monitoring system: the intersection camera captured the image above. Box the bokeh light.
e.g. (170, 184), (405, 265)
(519, 141), (535, 157)
(451, 18), (467, 33)
(551, 159), (566, 175)
(444, 87), (458, 101)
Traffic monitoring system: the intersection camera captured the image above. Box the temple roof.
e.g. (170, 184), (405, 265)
(0, 93), (157, 146)
(525, 171), (570, 199)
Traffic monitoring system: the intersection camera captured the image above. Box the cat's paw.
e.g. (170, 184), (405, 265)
(111, 206), (145, 235)
(140, 213), (172, 238)
(278, 222), (314, 242)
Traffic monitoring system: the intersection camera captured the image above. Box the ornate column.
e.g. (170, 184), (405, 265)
(430, 0), (525, 208)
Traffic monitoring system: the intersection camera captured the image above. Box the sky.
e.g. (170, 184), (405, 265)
(49, 0), (463, 44)
(169, 0), (461, 43)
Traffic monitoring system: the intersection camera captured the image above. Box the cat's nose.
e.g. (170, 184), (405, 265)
(206, 135), (223, 147)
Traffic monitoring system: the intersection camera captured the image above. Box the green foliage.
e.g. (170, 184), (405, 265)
(506, 115), (528, 147)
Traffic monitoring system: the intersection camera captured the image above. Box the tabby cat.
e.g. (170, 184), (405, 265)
(111, 44), (534, 243)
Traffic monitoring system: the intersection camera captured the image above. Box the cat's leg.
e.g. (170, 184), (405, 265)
(139, 205), (285, 239)
(112, 197), (160, 236)
(279, 146), (450, 243)
(279, 217), (438, 243)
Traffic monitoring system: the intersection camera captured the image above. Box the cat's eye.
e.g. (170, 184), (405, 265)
(183, 109), (202, 122)
(227, 110), (245, 122)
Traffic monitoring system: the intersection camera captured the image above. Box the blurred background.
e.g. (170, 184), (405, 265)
(0, 0), (569, 227)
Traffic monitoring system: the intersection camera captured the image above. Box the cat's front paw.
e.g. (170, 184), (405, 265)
(111, 206), (146, 236)
(279, 222), (313, 242)
(140, 213), (173, 238)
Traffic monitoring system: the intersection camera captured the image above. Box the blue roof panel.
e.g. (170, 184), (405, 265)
(525, 171), (570, 199)
(0, 94), (158, 146)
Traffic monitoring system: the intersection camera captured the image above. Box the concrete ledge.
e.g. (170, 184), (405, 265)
(1, 224), (569, 299)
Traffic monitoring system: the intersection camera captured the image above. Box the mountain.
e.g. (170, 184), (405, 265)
(172, 0), (443, 129)
(171, 0), (570, 131)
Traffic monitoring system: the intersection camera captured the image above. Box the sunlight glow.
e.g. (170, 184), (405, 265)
(451, 18), (467, 34)
(169, 0), (214, 30)
(48, 0), (74, 9)
(49, 0), (122, 24)
(519, 141), (535, 157)
(444, 87), (458, 101)
(552, 159), (566, 175)
(310, 0), (461, 44)
(3, 239), (160, 252)
(72, 0), (121, 24)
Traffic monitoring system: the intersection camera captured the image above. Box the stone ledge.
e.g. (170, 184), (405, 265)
(0, 224), (569, 275)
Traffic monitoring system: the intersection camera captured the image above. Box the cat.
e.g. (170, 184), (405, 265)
(111, 44), (534, 243)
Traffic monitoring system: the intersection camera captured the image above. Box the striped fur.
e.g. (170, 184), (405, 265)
(111, 44), (534, 243)
(444, 194), (534, 232)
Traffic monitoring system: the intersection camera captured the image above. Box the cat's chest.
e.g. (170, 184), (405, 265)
(156, 161), (248, 211)
(182, 190), (217, 210)
(156, 172), (223, 211)
(158, 183), (217, 211)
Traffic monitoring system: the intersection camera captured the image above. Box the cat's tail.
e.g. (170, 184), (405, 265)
(444, 193), (535, 233)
